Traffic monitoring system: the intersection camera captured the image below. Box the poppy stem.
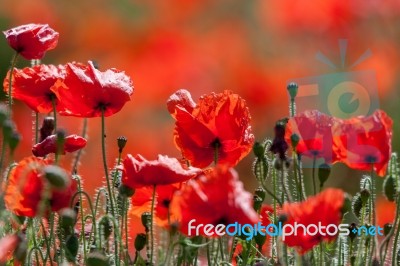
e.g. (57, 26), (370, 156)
(7, 52), (19, 116)
(312, 156), (317, 195)
(72, 118), (88, 174)
(51, 96), (57, 131)
(34, 111), (39, 144)
(40, 219), (54, 266)
(150, 184), (157, 265)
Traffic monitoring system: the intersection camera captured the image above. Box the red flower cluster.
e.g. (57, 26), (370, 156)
(170, 166), (259, 236)
(278, 188), (345, 254)
(167, 89), (254, 168)
(286, 109), (393, 176)
(4, 156), (77, 217)
(121, 154), (202, 188)
(32, 134), (87, 157)
(3, 24), (59, 60)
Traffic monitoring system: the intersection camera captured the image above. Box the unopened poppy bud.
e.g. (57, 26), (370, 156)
(273, 158), (283, 170)
(43, 165), (69, 189)
(253, 142), (265, 159)
(39, 117), (55, 142)
(360, 189), (370, 205)
(134, 233), (147, 251)
(254, 233), (266, 248)
(141, 212), (151, 231)
(99, 216), (112, 240)
(255, 187), (266, 201)
(86, 251), (109, 266)
(60, 208), (77, 230)
(318, 163), (331, 188)
(349, 223), (358, 241)
(117, 136), (127, 153)
(372, 258), (380, 266)
(384, 223), (393, 236)
(65, 235), (79, 262)
(277, 214), (287, 225)
(118, 184), (135, 197)
(290, 134), (300, 149)
(8, 131), (21, 153)
(352, 193), (362, 218)
(2, 120), (15, 140)
(0, 104), (8, 126)
(253, 195), (263, 211)
(287, 82), (298, 100)
(383, 175), (396, 202)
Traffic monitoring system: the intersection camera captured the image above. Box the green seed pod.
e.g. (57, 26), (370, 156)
(86, 251), (109, 266)
(383, 175), (397, 202)
(255, 187), (266, 201)
(318, 163), (331, 188)
(360, 189), (370, 205)
(43, 165), (69, 189)
(287, 82), (298, 100)
(352, 193), (362, 218)
(134, 233), (147, 251)
(118, 184), (135, 197)
(65, 235), (79, 262)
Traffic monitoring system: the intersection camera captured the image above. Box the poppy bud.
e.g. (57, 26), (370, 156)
(43, 165), (69, 189)
(86, 251), (109, 266)
(290, 133), (300, 149)
(39, 117), (55, 142)
(253, 142), (265, 159)
(277, 214), (287, 225)
(287, 82), (298, 100)
(352, 193), (362, 218)
(255, 187), (266, 201)
(383, 175), (396, 202)
(56, 129), (66, 152)
(118, 184), (135, 197)
(141, 212), (151, 232)
(8, 131), (21, 153)
(372, 258), (380, 266)
(348, 223), (358, 241)
(99, 216), (112, 240)
(65, 235), (79, 262)
(384, 223), (393, 236)
(117, 136), (127, 153)
(0, 104), (8, 126)
(253, 195), (263, 212)
(254, 233), (266, 248)
(360, 189), (370, 205)
(273, 158), (283, 170)
(59, 208), (77, 231)
(318, 163), (331, 188)
(134, 233), (147, 251)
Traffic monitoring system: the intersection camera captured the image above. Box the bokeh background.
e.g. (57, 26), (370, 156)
(0, 0), (399, 226)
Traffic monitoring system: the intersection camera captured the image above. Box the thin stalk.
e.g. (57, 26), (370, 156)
(40, 220), (54, 266)
(312, 156), (316, 195)
(51, 96), (57, 131)
(7, 52), (19, 115)
(72, 118), (88, 174)
(77, 180), (87, 261)
(34, 112), (39, 144)
(150, 184), (157, 264)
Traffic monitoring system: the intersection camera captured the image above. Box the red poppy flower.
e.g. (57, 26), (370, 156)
(281, 188), (345, 254)
(285, 110), (341, 163)
(167, 89), (254, 168)
(3, 64), (66, 113)
(0, 234), (21, 263)
(121, 154), (202, 188)
(51, 61), (133, 117)
(170, 166), (259, 236)
(4, 156), (77, 217)
(3, 24), (59, 60)
(334, 110), (393, 177)
(32, 134), (87, 157)
(130, 183), (181, 228)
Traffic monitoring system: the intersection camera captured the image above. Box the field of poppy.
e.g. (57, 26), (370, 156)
(0, 1), (399, 266)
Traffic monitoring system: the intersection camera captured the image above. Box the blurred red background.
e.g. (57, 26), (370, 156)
(0, 0), (399, 202)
